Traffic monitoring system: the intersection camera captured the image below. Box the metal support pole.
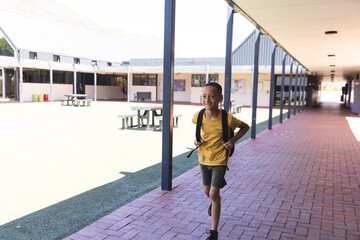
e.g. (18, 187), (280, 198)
(205, 65), (209, 84)
(279, 53), (287, 123)
(302, 69), (306, 110)
(94, 65), (97, 101)
(268, 44), (277, 130)
(73, 64), (77, 94)
(298, 67), (303, 113)
(251, 29), (261, 139)
(127, 66), (131, 102)
(224, 6), (234, 113)
(19, 60), (23, 103)
(14, 67), (19, 100)
(287, 60), (294, 119)
(2, 68), (5, 99)
(49, 63), (53, 102)
(293, 65), (300, 115)
(161, 0), (176, 191)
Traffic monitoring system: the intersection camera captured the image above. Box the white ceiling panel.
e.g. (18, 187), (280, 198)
(226, 0), (360, 82)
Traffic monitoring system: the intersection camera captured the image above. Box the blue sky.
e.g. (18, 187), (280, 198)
(58, 0), (255, 58)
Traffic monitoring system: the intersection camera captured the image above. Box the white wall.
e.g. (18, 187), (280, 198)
(23, 83), (50, 102)
(53, 84), (73, 100)
(60, 56), (74, 64)
(37, 52), (52, 61)
(23, 83), (73, 101)
(191, 87), (202, 104)
(86, 85), (126, 100)
(257, 74), (271, 107)
(230, 73), (272, 107)
(130, 86), (157, 101)
(173, 74), (191, 102)
(188, 73), (272, 107)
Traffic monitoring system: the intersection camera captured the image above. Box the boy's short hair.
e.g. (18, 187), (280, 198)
(204, 82), (222, 95)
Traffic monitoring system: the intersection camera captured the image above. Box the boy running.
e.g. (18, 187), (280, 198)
(192, 82), (249, 240)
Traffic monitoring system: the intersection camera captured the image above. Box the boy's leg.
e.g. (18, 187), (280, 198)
(209, 186), (221, 231)
(203, 185), (210, 198)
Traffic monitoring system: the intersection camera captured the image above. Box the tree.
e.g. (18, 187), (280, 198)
(0, 37), (14, 56)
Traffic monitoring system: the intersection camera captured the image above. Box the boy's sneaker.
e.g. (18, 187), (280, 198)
(206, 230), (218, 240)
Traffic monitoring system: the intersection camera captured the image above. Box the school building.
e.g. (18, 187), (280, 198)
(0, 10), (319, 108)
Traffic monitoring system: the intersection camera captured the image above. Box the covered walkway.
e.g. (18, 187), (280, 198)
(66, 103), (360, 240)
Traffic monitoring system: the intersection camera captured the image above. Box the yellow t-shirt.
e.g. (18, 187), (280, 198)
(192, 110), (243, 166)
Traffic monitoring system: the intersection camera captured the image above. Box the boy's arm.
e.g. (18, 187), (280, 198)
(223, 122), (249, 150)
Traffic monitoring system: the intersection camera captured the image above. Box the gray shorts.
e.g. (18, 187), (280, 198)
(200, 164), (227, 189)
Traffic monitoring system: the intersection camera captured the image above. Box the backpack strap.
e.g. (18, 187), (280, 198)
(187, 108), (205, 158)
(196, 108), (206, 142)
(221, 109), (230, 158)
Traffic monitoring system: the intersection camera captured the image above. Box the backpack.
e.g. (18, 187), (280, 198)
(187, 108), (234, 158)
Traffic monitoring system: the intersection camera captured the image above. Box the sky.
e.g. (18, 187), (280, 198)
(57, 0), (255, 58)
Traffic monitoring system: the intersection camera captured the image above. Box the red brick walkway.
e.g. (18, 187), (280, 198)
(65, 103), (360, 240)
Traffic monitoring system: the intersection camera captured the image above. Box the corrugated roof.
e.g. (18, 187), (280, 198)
(233, 29), (293, 66)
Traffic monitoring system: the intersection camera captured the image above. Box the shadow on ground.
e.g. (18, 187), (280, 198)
(0, 112), (288, 240)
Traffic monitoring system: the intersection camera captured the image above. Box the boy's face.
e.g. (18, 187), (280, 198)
(201, 86), (223, 111)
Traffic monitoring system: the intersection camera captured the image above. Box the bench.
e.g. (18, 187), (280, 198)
(60, 98), (72, 106)
(135, 91), (151, 101)
(154, 114), (182, 130)
(231, 104), (242, 114)
(73, 98), (92, 107)
(118, 114), (137, 129)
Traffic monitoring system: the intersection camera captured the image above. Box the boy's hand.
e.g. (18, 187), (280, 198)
(194, 139), (204, 147)
(223, 140), (234, 149)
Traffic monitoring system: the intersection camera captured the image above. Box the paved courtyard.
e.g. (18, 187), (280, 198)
(0, 101), (281, 239)
(65, 102), (360, 240)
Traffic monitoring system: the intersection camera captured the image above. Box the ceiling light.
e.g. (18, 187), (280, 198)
(325, 31), (338, 35)
(328, 54), (336, 57)
(330, 65), (335, 67)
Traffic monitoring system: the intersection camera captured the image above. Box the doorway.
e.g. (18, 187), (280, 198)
(0, 68), (15, 100)
(76, 73), (86, 94)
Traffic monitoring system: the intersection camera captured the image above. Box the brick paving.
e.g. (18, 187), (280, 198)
(65, 103), (360, 240)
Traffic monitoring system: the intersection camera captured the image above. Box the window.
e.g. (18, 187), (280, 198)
(191, 74), (204, 87)
(53, 55), (60, 62)
(74, 58), (80, 64)
(191, 74), (218, 87)
(208, 74), (219, 83)
(23, 69), (49, 83)
(274, 75), (307, 106)
(107, 62), (112, 66)
(84, 74), (126, 86)
(133, 74), (157, 86)
(91, 60), (97, 66)
(53, 71), (73, 84)
(29, 52), (37, 60)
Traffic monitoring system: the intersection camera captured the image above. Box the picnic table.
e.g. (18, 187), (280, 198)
(131, 105), (163, 130)
(61, 94), (92, 107)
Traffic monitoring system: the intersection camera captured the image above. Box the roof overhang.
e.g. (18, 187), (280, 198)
(224, 0), (360, 82)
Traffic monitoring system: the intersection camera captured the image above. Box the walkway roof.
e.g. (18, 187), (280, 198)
(225, 0), (360, 82)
